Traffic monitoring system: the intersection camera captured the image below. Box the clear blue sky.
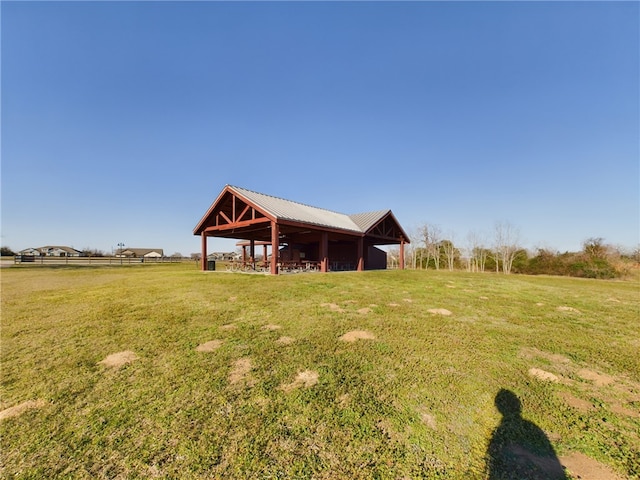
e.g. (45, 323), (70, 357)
(2, 1), (638, 256)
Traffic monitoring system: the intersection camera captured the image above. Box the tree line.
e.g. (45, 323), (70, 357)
(388, 222), (638, 279)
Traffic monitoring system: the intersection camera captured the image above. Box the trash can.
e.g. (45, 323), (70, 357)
(207, 260), (216, 271)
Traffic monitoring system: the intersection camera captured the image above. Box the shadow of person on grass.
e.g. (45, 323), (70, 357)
(486, 389), (568, 480)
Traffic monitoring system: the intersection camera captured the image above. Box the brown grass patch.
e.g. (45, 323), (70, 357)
(261, 324), (281, 331)
(279, 370), (319, 393)
(195, 340), (222, 352)
(388, 303), (400, 307)
(520, 347), (570, 365)
(276, 336), (295, 345)
(229, 357), (253, 385)
(578, 368), (615, 387)
(560, 452), (625, 480)
(416, 405), (437, 429)
(0, 400), (47, 421)
(320, 302), (345, 313)
(357, 307), (372, 315)
(337, 393), (351, 407)
(557, 306), (581, 313)
(219, 324), (237, 331)
(428, 308), (452, 316)
(528, 368), (559, 382)
(339, 330), (376, 342)
(557, 391), (594, 412)
(98, 351), (139, 368)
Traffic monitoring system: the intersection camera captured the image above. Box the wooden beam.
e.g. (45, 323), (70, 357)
(232, 195), (236, 222)
(399, 237), (405, 270)
(238, 204), (251, 222)
(263, 244), (268, 269)
(320, 232), (328, 273)
(357, 237), (364, 271)
(203, 217), (271, 233)
(270, 221), (279, 275)
(201, 233), (207, 271)
(218, 211), (232, 224)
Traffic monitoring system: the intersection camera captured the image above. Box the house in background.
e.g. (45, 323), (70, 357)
(115, 248), (164, 258)
(18, 246), (82, 257)
(208, 252), (240, 261)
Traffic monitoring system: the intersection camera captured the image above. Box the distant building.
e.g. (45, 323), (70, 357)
(116, 248), (164, 258)
(208, 252), (240, 261)
(18, 246), (82, 257)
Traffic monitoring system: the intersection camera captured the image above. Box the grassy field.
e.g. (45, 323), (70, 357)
(1, 264), (638, 479)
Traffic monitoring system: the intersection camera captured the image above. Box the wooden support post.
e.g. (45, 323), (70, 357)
(357, 237), (364, 271)
(399, 237), (405, 270)
(249, 240), (255, 267)
(242, 246), (247, 265)
(271, 221), (279, 275)
(263, 244), (268, 269)
(320, 232), (329, 273)
(201, 232), (207, 271)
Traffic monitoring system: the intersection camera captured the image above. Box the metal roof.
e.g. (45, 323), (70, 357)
(348, 210), (392, 233)
(230, 185), (383, 233)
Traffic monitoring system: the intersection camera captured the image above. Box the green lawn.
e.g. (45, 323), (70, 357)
(1, 264), (638, 479)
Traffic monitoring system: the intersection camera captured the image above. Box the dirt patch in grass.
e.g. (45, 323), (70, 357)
(520, 347), (571, 365)
(578, 368), (615, 387)
(339, 330), (375, 342)
(403, 298), (413, 303)
(196, 340), (223, 352)
(416, 406), (437, 430)
(357, 307), (372, 314)
(98, 351), (138, 368)
(528, 368), (559, 382)
(609, 402), (640, 418)
(337, 393), (351, 407)
(388, 302), (400, 307)
(557, 306), (581, 313)
(320, 302), (345, 313)
(0, 400), (46, 421)
(279, 370), (319, 393)
(228, 296), (237, 302)
(229, 357), (253, 385)
(560, 451), (625, 480)
(219, 324), (237, 331)
(428, 308), (452, 316)
(276, 336), (295, 345)
(261, 324), (281, 331)
(557, 391), (594, 412)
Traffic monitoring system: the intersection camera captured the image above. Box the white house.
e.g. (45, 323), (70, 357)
(116, 248), (164, 258)
(19, 246), (82, 257)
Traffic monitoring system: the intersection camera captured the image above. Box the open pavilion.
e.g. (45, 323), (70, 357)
(193, 185), (409, 274)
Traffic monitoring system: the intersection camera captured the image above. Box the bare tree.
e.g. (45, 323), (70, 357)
(405, 227), (421, 270)
(442, 233), (457, 271)
(494, 221), (521, 274)
(466, 230), (488, 272)
(386, 247), (399, 269)
(418, 223), (442, 270)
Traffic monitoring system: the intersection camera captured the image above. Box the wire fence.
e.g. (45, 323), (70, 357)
(13, 255), (188, 266)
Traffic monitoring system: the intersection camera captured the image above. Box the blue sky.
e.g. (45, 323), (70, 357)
(2, 1), (638, 256)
